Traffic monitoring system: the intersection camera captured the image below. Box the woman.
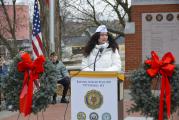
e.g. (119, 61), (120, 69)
(81, 25), (121, 72)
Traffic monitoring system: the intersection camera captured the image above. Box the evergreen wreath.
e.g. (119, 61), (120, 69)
(1, 54), (57, 114)
(129, 51), (179, 119)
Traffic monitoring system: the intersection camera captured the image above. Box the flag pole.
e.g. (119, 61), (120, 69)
(50, 0), (55, 52)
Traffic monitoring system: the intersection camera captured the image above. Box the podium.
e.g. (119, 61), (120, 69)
(70, 71), (124, 120)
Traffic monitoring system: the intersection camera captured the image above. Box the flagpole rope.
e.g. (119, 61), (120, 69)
(36, 113), (38, 120)
(42, 111), (45, 120)
(16, 112), (20, 120)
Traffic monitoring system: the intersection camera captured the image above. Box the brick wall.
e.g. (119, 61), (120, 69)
(125, 4), (179, 71)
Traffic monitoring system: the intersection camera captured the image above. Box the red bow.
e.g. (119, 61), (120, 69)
(17, 53), (45, 116)
(145, 51), (175, 120)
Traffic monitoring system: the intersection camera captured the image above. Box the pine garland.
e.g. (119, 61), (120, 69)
(1, 55), (57, 114)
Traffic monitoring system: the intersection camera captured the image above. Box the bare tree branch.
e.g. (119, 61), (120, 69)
(102, 4), (110, 14)
(12, 0), (17, 51)
(102, 0), (125, 27)
(0, 34), (14, 58)
(107, 28), (124, 36)
(66, 0), (126, 35)
(116, 0), (131, 18)
(86, 0), (100, 26)
(0, 0), (13, 35)
(67, 17), (92, 21)
(12, 0), (16, 35)
(0, 0), (18, 57)
(67, 3), (93, 19)
(0, 20), (11, 34)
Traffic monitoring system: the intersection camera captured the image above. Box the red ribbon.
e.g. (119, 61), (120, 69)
(17, 53), (45, 116)
(145, 51), (175, 120)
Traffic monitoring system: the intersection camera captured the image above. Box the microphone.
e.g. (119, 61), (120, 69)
(99, 48), (104, 53)
(99, 48), (104, 58)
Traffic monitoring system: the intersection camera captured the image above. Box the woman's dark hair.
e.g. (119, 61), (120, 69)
(83, 32), (119, 57)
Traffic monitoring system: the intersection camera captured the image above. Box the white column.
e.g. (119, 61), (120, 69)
(50, 0), (55, 52)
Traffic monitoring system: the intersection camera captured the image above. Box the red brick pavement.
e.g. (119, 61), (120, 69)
(1, 100), (179, 120)
(124, 100), (179, 120)
(1, 104), (71, 120)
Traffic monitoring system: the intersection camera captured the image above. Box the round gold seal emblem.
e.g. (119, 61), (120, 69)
(77, 112), (86, 120)
(85, 90), (103, 110)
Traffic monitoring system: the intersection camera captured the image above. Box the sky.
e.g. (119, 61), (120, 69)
(3, 0), (28, 4)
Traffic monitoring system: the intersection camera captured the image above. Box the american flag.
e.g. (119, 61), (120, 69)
(32, 0), (44, 59)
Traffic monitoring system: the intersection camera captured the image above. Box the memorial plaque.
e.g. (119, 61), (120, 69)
(142, 12), (179, 63)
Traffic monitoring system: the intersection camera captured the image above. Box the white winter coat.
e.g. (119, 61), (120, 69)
(81, 43), (121, 72)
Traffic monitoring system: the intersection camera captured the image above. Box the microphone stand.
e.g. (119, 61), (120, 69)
(93, 48), (103, 71)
